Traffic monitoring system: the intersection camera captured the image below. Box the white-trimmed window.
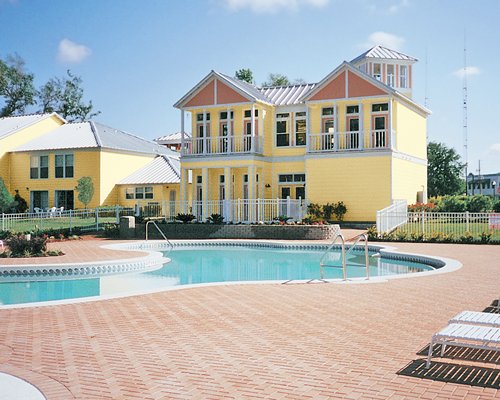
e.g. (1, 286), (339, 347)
(125, 188), (134, 199)
(278, 173), (305, 183)
(295, 112), (306, 146)
(400, 65), (408, 88)
(321, 107), (334, 133)
(387, 65), (395, 87)
(55, 154), (74, 178)
(276, 113), (290, 147)
(131, 186), (154, 200)
(30, 155), (49, 179)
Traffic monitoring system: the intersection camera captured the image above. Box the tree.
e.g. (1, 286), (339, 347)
(427, 142), (465, 197)
(262, 73), (291, 87)
(75, 176), (94, 209)
(0, 54), (36, 117)
(38, 70), (100, 122)
(235, 68), (254, 84)
(0, 177), (14, 212)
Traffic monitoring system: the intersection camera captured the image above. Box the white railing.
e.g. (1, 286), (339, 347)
(134, 198), (307, 223)
(376, 200), (408, 234)
(182, 134), (263, 156)
(308, 129), (393, 153)
(0, 206), (135, 233)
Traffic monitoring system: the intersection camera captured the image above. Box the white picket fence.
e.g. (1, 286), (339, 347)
(376, 200), (408, 234)
(135, 198), (307, 223)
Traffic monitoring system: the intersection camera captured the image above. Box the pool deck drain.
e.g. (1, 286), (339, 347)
(0, 234), (499, 399)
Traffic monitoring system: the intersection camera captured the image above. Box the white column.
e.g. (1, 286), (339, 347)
(227, 107), (232, 153)
(247, 165), (255, 222)
(180, 109), (185, 154)
(224, 167), (232, 221)
(388, 98), (394, 149)
(202, 167), (209, 220)
(359, 103), (364, 149)
(333, 103), (338, 151)
(180, 167), (188, 213)
(250, 104), (255, 152)
(306, 104), (310, 152)
(203, 110), (207, 155)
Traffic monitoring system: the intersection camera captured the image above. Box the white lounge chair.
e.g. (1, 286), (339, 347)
(449, 310), (500, 327)
(426, 323), (500, 368)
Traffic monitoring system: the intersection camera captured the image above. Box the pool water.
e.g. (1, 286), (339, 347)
(0, 246), (434, 306)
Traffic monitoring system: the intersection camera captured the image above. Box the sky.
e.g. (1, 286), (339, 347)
(1, 0), (499, 174)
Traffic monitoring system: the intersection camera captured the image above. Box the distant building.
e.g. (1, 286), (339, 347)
(467, 172), (500, 197)
(154, 132), (192, 151)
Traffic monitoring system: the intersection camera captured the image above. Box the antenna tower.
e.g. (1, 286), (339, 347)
(463, 30), (468, 192)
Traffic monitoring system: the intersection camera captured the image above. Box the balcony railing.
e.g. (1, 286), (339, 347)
(308, 130), (394, 153)
(182, 134), (263, 156)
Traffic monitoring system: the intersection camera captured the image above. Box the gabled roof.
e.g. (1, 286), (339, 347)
(259, 83), (316, 106)
(155, 131), (192, 144)
(350, 45), (417, 64)
(0, 113), (65, 140)
(119, 155), (180, 185)
(174, 70), (270, 108)
(302, 61), (430, 116)
(12, 121), (177, 156)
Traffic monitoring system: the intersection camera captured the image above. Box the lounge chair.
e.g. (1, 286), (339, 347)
(46, 207), (56, 217)
(449, 310), (500, 326)
(425, 323), (500, 368)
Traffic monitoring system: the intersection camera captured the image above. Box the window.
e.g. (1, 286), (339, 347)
(346, 105), (359, 114)
(30, 155), (48, 179)
(279, 173), (305, 183)
(196, 113), (210, 121)
(373, 63), (381, 80)
(244, 109), (258, 118)
(55, 154), (74, 178)
(387, 65), (395, 87)
(276, 113), (289, 147)
(134, 186), (153, 200)
(197, 176), (202, 184)
(400, 65), (407, 88)
(125, 188), (134, 199)
(219, 111), (233, 120)
(372, 103), (388, 112)
(295, 112), (306, 146)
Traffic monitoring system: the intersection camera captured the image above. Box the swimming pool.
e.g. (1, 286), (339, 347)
(0, 242), (446, 307)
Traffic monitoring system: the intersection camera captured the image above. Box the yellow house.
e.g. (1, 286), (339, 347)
(6, 120), (180, 211)
(174, 46), (430, 222)
(0, 113), (66, 193)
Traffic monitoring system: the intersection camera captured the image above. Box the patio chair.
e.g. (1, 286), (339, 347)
(56, 206), (64, 216)
(34, 207), (42, 214)
(449, 310), (500, 326)
(425, 323), (500, 368)
(46, 207), (56, 217)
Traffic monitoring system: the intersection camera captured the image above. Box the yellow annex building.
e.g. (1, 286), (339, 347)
(0, 115), (181, 212)
(174, 46), (430, 222)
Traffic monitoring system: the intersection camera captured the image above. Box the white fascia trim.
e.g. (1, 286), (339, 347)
(181, 101), (255, 111)
(305, 150), (393, 160)
(392, 151), (427, 165)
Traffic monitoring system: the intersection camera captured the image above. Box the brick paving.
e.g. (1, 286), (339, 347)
(0, 236), (499, 399)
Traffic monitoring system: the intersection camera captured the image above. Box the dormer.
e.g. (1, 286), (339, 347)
(350, 45), (417, 98)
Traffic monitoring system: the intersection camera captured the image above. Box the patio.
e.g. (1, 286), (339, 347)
(0, 237), (498, 399)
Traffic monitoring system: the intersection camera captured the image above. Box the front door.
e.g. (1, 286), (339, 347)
(372, 115), (387, 148)
(55, 190), (74, 210)
(30, 191), (48, 211)
(346, 116), (360, 149)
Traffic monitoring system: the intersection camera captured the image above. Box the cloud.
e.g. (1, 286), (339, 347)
(57, 38), (91, 64)
(490, 143), (500, 154)
(453, 66), (481, 79)
(222, 0), (330, 13)
(364, 32), (405, 51)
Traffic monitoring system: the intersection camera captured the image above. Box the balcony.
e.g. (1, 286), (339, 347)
(181, 134), (263, 156)
(308, 130), (394, 153)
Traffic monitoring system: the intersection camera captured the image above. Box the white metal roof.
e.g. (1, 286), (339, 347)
(350, 45), (417, 64)
(119, 155), (180, 185)
(12, 121), (177, 156)
(0, 113), (64, 140)
(259, 83), (316, 106)
(155, 131), (191, 144)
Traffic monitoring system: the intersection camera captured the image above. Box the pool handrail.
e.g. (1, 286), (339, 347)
(145, 220), (173, 252)
(319, 232), (370, 281)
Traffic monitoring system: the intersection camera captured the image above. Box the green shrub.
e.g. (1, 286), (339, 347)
(5, 235), (47, 257)
(206, 213), (224, 224)
(366, 225), (378, 240)
(176, 213), (196, 223)
(102, 223), (120, 238)
(410, 232), (424, 242)
(459, 231), (474, 244)
(492, 199), (500, 213)
(466, 195), (493, 212)
(332, 201), (347, 221)
(322, 203), (335, 221)
(438, 195), (467, 212)
(394, 230), (408, 241)
(307, 203), (323, 219)
(479, 231), (492, 244)
(13, 190), (28, 213)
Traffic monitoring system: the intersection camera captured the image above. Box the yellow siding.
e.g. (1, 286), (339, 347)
(99, 150), (156, 205)
(392, 157), (427, 204)
(117, 184), (180, 207)
(0, 115), (64, 191)
(305, 156), (392, 221)
(393, 102), (427, 159)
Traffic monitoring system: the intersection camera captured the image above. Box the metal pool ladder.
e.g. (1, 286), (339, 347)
(319, 232), (370, 281)
(145, 220), (173, 253)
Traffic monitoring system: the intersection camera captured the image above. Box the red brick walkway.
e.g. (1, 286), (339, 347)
(0, 239), (499, 399)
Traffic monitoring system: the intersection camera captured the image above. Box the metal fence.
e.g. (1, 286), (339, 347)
(376, 200), (408, 234)
(377, 209), (500, 240)
(1, 206), (135, 233)
(135, 198), (307, 223)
